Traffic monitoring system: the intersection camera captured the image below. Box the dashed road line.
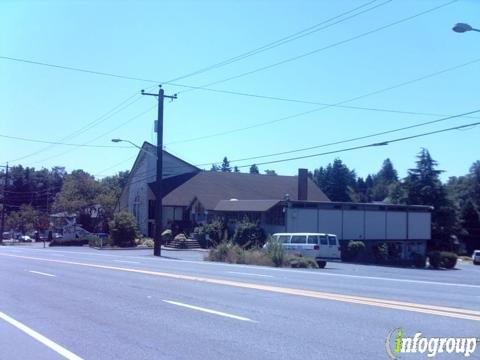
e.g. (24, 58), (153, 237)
(162, 300), (255, 322)
(28, 270), (56, 277)
(113, 260), (140, 264)
(227, 271), (274, 278)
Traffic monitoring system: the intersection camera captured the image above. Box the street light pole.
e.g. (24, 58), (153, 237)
(141, 86), (177, 256)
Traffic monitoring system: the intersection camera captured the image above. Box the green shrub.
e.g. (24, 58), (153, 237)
(193, 226), (207, 247)
(109, 211), (138, 248)
(203, 218), (226, 246)
(225, 245), (246, 264)
(143, 239), (154, 248)
(387, 243), (403, 261)
(174, 233), (187, 249)
(428, 251), (458, 269)
(244, 249), (273, 266)
(441, 252), (458, 269)
(265, 239), (285, 267)
(286, 255), (319, 269)
(373, 242), (389, 263)
(88, 236), (112, 248)
(207, 241), (231, 262)
(232, 217), (266, 248)
(206, 241), (313, 268)
(174, 233), (187, 241)
(341, 240), (366, 262)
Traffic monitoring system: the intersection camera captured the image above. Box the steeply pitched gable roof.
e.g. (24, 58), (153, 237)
(162, 171), (329, 209)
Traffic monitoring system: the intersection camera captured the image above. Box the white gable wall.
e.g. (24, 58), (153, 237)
(119, 145), (198, 235)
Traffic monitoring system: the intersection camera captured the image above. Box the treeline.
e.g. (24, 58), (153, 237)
(310, 148), (480, 253)
(210, 157), (276, 175)
(1, 166), (129, 234)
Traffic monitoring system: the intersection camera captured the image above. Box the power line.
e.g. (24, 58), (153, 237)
(92, 155), (137, 178)
(0, 56), (158, 84)
(165, 57), (480, 145)
(122, 109), (480, 186)
(215, 109), (480, 164)
(163, 0), (392, 83)
(225, 121), (479, 169)
(237, 120), (480, 168)
(2, 17), (475, 144)
(0, 1), (388, 89)
(163, 63), (480, 119)
(0, 134), (134, 148)
(23, 105), (157, 167)
(6, 93), (145, 163)
(175, 0), (459, 95)
(5, 52), (479, 123)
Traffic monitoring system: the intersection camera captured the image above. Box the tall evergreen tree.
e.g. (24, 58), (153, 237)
(377, 158), (398, 182)
(371, 158), (400, 202)
(312, 159), (356, 202)
(353, 177), (369, 203)
(404, 149), (455, 249)
(221, 157), (231, 172)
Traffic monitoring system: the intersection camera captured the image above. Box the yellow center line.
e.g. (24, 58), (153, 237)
(1, 253), (479, 321)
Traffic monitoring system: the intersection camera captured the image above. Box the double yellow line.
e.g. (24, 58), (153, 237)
(2, 253), (479, 321)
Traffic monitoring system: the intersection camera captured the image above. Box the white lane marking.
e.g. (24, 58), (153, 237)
(309, 272), (480, 289)
(0, 311), (83, 360)
(28, 270), (55, 277)
(113, 260), (140, 264)
(227, 271), (274, 278)
(163, 259), (480, 289)
(162, 300), (256, 322)
(4, 247), (480, 289)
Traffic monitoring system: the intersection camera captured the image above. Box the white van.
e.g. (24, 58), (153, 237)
(271, 233), (341, 268)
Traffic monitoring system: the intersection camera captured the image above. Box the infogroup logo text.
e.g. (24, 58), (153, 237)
(386, 328), (478, 358)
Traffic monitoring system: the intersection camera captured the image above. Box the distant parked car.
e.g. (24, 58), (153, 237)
(19, 235), (33, 242)
(473, 250), (480, 265)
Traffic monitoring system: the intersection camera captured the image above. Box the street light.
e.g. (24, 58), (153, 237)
(452, 23), (480, 33)
(111, 139), (156, 158)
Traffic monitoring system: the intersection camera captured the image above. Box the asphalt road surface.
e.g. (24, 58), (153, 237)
(1, 244), (479, 360)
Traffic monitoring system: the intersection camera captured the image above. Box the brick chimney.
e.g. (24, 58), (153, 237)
(298, 168), (308, 201)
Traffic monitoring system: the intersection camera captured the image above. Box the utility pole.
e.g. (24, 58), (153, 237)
(1, 163), (9, 242)
(141, 86), (177, 256)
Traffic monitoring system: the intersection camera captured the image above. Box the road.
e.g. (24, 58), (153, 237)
(0, 244), (479, 360)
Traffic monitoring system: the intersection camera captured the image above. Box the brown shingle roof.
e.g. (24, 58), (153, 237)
(162, 171), (329, 209)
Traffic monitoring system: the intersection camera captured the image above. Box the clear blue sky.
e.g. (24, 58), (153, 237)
(1, 0), (479, 181)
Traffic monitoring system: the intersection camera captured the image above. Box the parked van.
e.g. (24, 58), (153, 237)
(271, 233), (341, 268)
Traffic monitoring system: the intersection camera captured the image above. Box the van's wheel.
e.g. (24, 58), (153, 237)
(317, 261), (326, 268)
